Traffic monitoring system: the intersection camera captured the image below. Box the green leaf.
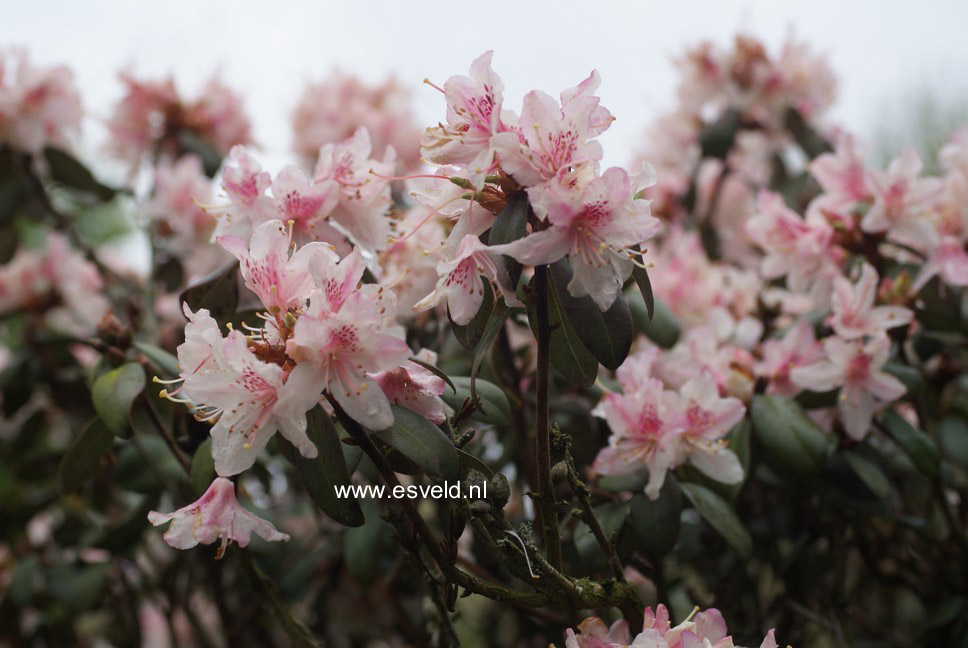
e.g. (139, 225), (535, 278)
(699, 109), (741, 160)
(487, 192), (529, 283)
(751, 395), (832, 479)
(451, 281), (494, 350)
(630, 475), (682, 559)
(47, 563), (111, 614)
(843, 451), (891, 499)
(469, 304), (512, 410)
(176, 130), (223, 177)
(344, 499), (393, 586)
(59, 418), (114, 492)
(374, 406), (459, 481)
(784, 107), (833, 158)
(680, 482), (752, 560)
(115, 436), (184, 494)
(457, 449), (494, 479)
(526, 271), (599, 388)
(628, 291), (680, 349)
(880, 410), (941, 477)
(43, 147), (116, 200)
(441, 376), (511, 426)
(938, 417), (968, 469)
(190, 439), (216, 495)
(548, 259), (633, 371)
(574, 501), (628, 565)
(133, 341), (180, 378)
(91, 363), (146, 434)
(278, 406), (364, 526)
(180, 262), (239, 327)
(631, 263), (654, 321)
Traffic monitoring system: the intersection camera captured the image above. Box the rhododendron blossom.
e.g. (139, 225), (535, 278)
(829, 263), (913, 339)
(0, 49), (82, 153)
(791, 335), (906, 439)
(372, 350), (448, 424)
(498, 166), (661, 310)
(148, 477), (289, 555)
(862, 147), (943, 234)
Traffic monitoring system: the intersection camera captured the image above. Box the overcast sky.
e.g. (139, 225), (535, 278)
(3, 0), (968, 170)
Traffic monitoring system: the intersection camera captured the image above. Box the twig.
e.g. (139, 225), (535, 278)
(566, 460), (626, 581)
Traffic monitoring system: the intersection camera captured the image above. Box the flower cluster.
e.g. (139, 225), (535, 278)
(0, 48), (82, 153)
(0, 232), (108, 336)
(414, 51), (660, 317)
(291, 71), (422, 170)
(107, 71), (251, 168)
(563, 605), (778, 648)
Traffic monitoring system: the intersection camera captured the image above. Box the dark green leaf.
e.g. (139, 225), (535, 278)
(190, 439), (216, 495)
(699, 109), (741, 160)
(176, 130), (223, 177)
(91, 363), (146, 434)
(133, 341), (180, 378)
(843, 451), (891, 499)
(180, 262), (239, 327)
(344, 499), (393, 587)
(487, 192), (529, 283)
(880, 410), (941, 477)
(628, 291), (680, 349)
(630, 475), (682, 558)
(115, 436), (184, 494)
(458, 449), (494, 479)
(548, 259), (633, 370)
(442, 376), (511, 426)
(784, 107), (833, 158)
(59, 418), (115, 492)
(751, 395), (832, 479)
(47, 564), (111, 614)
(374, 406), (459, 481)
(43, 147), (116, 200)
(938, 416), (968, 469)
(526, 271), (598, 388)
(469, 304), (512, 409)
(631, 263), (654, 321)
(278, 406), (364, 526)
(680, 481), (752, 560)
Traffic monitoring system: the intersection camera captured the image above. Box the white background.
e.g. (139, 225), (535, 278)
(2, 0), (967, 169)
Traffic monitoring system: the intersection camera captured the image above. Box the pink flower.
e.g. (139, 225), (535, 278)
(420, 51), (508, 176)
(270, 165), (339, 237)
(170, 306), (323, 476)
(148, 477), (289, 555)
(371, 349), (448, 425)
(746, 191), (839, 297)
(292, 72), (421, 169)
(210, 145), (276, 240)
(593, 377), (680, 498)
(807, 133), (870, 226)
(217, 219), (327, 315)
(862, 148), (943, 234)
(0, 49), (82, 153)
(286, 266), (411, 430)
(413, 235), (522, 326)
(491, 72), (610, 188)
(497, 166), (660, 310)
(829, 263), (912, 339)
(791, 335), (906, 439)
(757, 319), (824, 396)
(314, 127), (395, 251)
(564, 616), (630, 648)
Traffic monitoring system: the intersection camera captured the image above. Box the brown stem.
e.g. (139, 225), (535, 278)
(566, 461), (626, 582)
(533, 264), (562, 571)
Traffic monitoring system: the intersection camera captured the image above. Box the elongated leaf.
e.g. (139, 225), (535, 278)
(844, 451), (891, 499)
(441, 376), (511, 426)
(680, 482), (752, 560)
(59, 418), (114, 492)
(451, 281), (494, 350)
(190, 439), (216, 495)
(880, 410), (941, 477)
(115, 436), (184, 494)
(526, 272), (598, 388)
(751, 395), (832, 479)
(939, 417), (968, 468)
(344, 499), (393, 586)
(488, 192), (529, 283)
(374, 406), (459, 481)
(469, 304), (512, 408)
(631, 264), (654, 321)
(630, 475), (682, 558)
(548, 259), (633, 371)
(180, 262), (239, 327)
(699, 109), (741, 160)
(92, 363), (146, 434)
(43, 147), (116, 200)
(627, 290), (680, 349)
(457, 449), (494, 479)
(279, 406), (364, 526)
(133, 341), (179, 378)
